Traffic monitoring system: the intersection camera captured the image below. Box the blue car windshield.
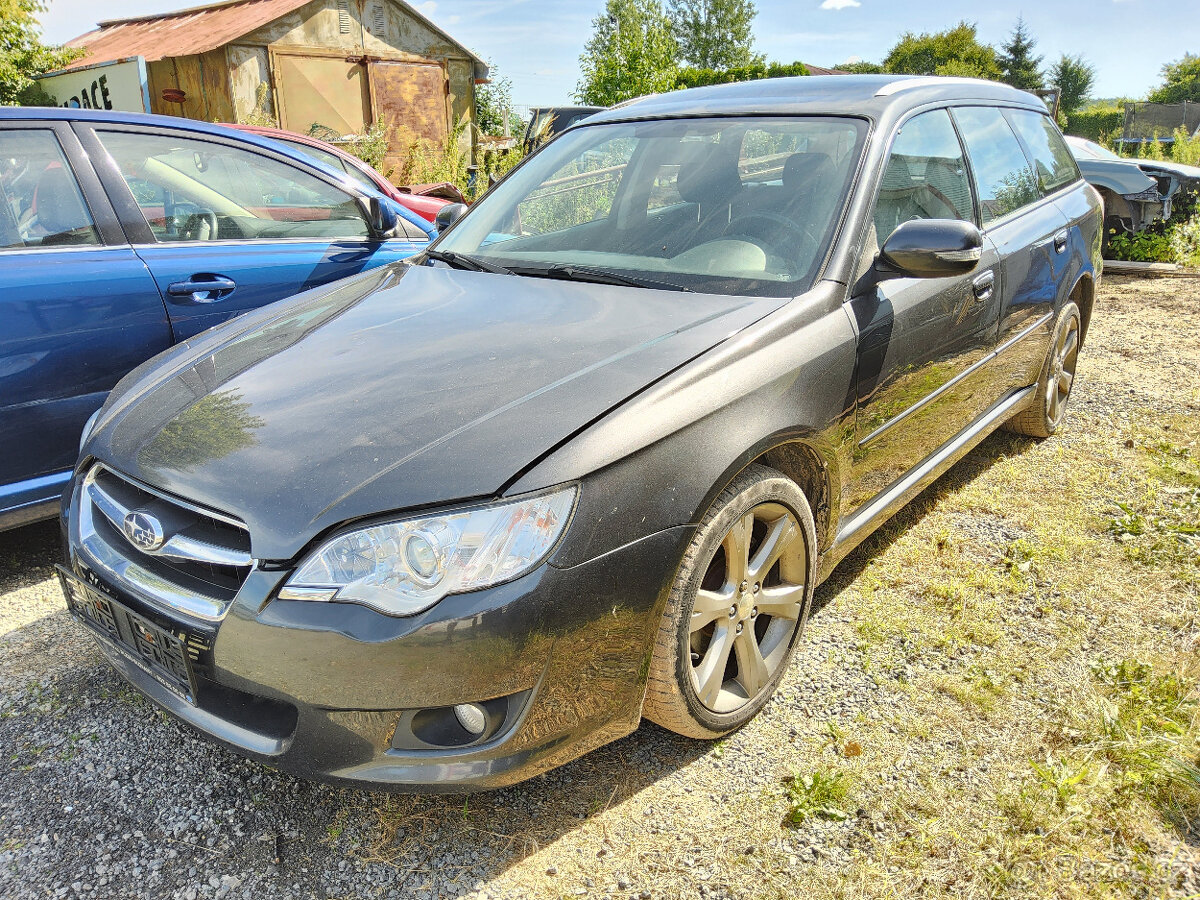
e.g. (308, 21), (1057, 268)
(437, 116), (867, 297)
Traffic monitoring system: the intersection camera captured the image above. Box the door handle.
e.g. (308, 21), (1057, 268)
(1053, 229), (1068, 253)
(972, 270), (995, 303)
(167, 274), (237, 303)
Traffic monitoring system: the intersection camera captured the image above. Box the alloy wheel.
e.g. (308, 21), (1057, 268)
(688, 502), (807, 713)
(1047, 315), (1080, 426)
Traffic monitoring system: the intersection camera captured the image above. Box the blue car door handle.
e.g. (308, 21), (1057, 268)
(167, 275), (237, 303)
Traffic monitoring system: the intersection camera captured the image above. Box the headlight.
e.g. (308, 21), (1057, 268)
(278, 485), (577, 616)
(79, 408), (102, 452)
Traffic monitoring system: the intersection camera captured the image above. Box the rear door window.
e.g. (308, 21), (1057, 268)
(1006, 109), (1080, 196)
(951, 106), (1039, 225)
(0, 130), (100, 250)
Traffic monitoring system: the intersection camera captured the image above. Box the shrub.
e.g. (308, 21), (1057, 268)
(674, 60), (808, 90)
(1064, 104), (1124, 143)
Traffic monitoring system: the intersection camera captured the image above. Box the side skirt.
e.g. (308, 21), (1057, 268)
(819, 385), (1036, 581)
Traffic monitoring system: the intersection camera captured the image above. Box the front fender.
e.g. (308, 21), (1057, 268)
(509, 280), (858, 570)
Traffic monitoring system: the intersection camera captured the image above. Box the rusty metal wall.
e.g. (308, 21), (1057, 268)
(224, 0), (477, 164)
(368, 59), (448, 174)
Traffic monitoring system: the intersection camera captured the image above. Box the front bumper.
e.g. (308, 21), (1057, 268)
(63, 496), (693, 791)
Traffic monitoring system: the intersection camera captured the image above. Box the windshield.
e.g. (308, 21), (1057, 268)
(438, 116), (867, 296)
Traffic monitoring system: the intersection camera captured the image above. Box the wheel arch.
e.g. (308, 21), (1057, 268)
(1070, 272), (1096, 346)
(685, 433), (842, 563)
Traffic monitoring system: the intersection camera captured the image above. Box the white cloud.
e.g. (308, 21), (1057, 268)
(820, 0), (861, 9)
(842, 55), (863, 64)
(414, 1), (438, 15)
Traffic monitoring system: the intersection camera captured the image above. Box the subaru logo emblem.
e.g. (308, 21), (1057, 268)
(123, 511), (165, 552)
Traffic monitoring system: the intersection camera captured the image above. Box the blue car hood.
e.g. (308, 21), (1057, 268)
(91, 263), (784, 560)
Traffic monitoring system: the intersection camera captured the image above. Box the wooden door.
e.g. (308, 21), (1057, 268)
(368, 60), (449, 177)
(275, 53), (371, 137)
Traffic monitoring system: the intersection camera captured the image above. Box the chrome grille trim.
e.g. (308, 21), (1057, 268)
(86, 475), (252, 568)
(75, 465), (255, 622)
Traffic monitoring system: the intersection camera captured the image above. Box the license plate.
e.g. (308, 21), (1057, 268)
(58, 566), (197, 703)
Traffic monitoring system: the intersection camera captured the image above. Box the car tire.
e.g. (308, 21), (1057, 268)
(1005, 300), (1082, 439)
(643, 464), (817, 739)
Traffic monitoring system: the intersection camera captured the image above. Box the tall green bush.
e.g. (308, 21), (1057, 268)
(1064, 105), (1124, 143)
(673, 60), (808, 90)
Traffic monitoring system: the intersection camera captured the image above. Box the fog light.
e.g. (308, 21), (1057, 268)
(453, 702), (487, 736)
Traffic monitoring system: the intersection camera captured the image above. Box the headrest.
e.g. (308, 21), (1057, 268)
(782, 153), (835, 194)
(878, 154), (918, 192)
(676, 140), (743, 206)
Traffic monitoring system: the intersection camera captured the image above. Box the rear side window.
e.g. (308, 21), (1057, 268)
(951, 106), (1039, 225)
(1007, 109), (1080, 195)
(0, 130), (100, 251)
(873, 109), (974, 243)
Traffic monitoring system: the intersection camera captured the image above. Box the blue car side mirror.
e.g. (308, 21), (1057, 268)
(360, 195), (405, 240)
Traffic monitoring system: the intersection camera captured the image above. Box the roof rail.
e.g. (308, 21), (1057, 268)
(610, 94), (659, 110)
(874, 76), (1000, 97)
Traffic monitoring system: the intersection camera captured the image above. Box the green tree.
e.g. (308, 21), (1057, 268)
(997, 17), (1043, 90)
(1148, 53), (1200, 104)
(138, 390), (264, 473)
(668, 0), (762, 71)
(1049, 53), (1095, 119)
(882, 21), (1000, 80)
(575, 0), (678, 106)
(837, 61), (884, 74)
(1, 0), (83, 105)
(475, 61), (522, 137)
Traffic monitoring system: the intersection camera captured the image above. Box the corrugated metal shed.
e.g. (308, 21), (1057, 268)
(63, 0), (483, 69)
(62, 0), (312, 69)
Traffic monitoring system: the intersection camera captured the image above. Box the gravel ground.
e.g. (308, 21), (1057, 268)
(1, 274), (1197, 900)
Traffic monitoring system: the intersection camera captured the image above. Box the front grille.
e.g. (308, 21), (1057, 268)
(76, 464), (254, 621)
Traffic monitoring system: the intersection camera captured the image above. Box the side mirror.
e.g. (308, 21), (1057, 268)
(434, 202), (468, 233)
(878, 219), (983, 279)
(359, 195), (402, 239)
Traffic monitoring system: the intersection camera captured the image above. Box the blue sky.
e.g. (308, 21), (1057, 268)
(39, 0), (1199, 109)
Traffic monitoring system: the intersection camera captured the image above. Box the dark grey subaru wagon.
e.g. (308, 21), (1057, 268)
(62, 75), (1101, 790)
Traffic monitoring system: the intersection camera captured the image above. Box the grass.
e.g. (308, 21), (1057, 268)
(783, 770), (854, 824)
(757, 397), (1200, 898)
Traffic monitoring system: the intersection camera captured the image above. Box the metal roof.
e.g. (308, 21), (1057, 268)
(61, 0), (483, 70)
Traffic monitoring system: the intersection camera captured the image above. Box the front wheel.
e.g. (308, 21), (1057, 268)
(643, 465), (817, 738)
(1005, 301), (1082, 439)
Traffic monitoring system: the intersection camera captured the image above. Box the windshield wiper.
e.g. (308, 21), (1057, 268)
(424, 249), (512, 275)
(514, 263), (693, 293)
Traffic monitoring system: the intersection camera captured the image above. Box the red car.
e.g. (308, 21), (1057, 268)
(228, 124), (463, 223)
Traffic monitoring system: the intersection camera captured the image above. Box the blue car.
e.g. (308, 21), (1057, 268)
(0, 108), (433, 530)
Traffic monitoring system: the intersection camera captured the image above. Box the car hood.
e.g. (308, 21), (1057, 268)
(1075, 157), (1160, 194)
(1137, 158), (1200, 182)
(91, 263), (784, 560)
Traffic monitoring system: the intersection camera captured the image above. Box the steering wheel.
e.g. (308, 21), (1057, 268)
(723, 212), (818, 268)
(180, 208), (218, 241)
